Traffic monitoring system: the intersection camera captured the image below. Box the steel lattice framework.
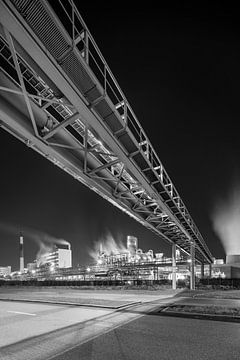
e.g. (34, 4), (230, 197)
(0, 0), (213, 264)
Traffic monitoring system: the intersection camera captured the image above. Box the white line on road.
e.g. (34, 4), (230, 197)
(7, 311), (36, 316)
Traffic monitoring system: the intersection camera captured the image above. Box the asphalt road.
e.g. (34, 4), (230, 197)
(0, 300), (112, 348)
(0, 287), (180, 306)
(0, 299), (171, 360)
(48, 310), (240, 360)
(1, 292), (240, 360)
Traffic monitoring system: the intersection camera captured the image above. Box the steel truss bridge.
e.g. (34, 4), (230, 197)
(0, 1), (213, 271)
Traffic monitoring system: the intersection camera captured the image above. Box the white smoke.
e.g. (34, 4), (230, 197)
(28, 230), (70, 265)
(89, 232), (128, 261)
(0, 222), (70, 264)
(211, 185), (240, 255)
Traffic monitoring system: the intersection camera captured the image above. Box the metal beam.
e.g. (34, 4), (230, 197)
(4, 28), (39, 137)
(43, 112), (81, 139)
(87, 159), (120, 176)
(0, 86), (75, 108)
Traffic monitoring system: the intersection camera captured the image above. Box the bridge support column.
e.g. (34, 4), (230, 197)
(172, 243), (176, 290)
(190, 242), (195, 290)
(201, 263), (204, 279)
(209, 263), (212, 278)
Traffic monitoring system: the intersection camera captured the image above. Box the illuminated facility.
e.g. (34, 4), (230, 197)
(3, 233), (240, 282)
(0, 266), (11, 277)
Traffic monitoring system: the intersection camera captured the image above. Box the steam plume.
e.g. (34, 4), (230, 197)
(89, 232), (128, 261)
(211, 185), (240, 255)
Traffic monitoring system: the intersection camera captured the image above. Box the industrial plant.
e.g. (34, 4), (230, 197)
(1, 233), (240, 284)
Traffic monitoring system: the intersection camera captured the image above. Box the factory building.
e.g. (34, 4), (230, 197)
(37, 244), (72, 269)
(0, 266), (11, 277)
(210, 255), (240, 279)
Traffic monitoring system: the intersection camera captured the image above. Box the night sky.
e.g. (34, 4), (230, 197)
(1, 2), (239, 270)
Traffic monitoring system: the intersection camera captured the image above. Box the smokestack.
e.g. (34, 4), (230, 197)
(19, 232), (24, 273)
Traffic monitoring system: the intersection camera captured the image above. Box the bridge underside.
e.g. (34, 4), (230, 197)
(0, 0), (213, 265)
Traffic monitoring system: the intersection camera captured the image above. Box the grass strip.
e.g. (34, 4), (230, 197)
(166, 305), (240, 316)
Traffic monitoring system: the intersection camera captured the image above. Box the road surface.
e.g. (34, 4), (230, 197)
(51, 310), (240, 360)
(1, 290), (240, 360)
(1, 299), (240, 360)
(0, 297), (170, 360)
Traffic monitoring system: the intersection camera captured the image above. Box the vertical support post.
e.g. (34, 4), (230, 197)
(172, 243), (176, 290)
(190, 242), (195, 290)
(84, 125), (88, 173)
(104, 65), (107, 95)
(71, 0), (75, 46)
(201, 263), (204, 279)
(85, 30), (89, 65)
(124, 100), (127, 126)
(209, 263), (212, 278)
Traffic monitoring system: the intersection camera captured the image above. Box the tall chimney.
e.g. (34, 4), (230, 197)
(19, 232), (24, 273)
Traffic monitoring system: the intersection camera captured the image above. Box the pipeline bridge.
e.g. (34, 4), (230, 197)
(0, 0), (213, 289)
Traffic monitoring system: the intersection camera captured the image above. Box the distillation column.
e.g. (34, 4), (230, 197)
(172, 243), (176, 290)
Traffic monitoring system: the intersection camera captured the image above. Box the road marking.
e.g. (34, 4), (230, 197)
(7, 311), (36, 316)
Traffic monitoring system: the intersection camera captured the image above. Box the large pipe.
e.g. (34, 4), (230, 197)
(19, 232), (24, 273)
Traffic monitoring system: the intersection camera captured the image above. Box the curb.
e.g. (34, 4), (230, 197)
(0, 297), (140, 309)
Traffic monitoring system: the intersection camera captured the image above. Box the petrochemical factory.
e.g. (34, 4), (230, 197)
(2, 233), (240, 283)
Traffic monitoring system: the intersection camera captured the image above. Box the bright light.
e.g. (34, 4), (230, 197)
(32, 270), (36, 274)
(177, 274), (186, 280)
(50, 263), (55, 272)
(86, 267), (91, 272)
(97, 259), (102, 265)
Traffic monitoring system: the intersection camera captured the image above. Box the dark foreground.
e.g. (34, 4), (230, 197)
(1, 287), (240, 360)
(53, 313), (240, 360)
